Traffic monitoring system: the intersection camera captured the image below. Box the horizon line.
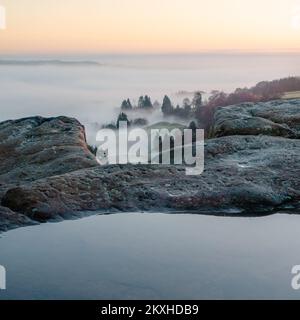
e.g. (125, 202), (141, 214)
(1, 49), (300, 57)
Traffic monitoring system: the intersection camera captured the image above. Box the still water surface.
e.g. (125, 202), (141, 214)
(1, 212), (300, 299)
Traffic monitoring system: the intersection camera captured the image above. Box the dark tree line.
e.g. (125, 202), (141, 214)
(138, 95), (153, 109)
(161, 92), (203, 118)
(206, 77), (300, 108)
(121, 95), (153, 111)
(120, 92), (202, 119)
(121, 99), (133, 110)
(117, 76), (300, 137)
(102, 112), (148, 130)
(194, 76), (300, 134)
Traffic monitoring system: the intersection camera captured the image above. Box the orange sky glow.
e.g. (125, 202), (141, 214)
(0, 0), (299, 54)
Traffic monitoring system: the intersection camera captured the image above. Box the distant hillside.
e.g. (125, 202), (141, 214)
(0, 60), (101, 66)
(207, 77), (300, 108)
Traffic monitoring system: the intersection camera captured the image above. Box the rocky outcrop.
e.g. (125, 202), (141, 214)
(213, 99), (300, 138)
(0, 116), (97, 185)
(0, 116), (97, 196)
(1, 136), (300, 222)
(0, 206), (35, 232)
(0, 116), (98, 231)
(0, 102), (299, 232)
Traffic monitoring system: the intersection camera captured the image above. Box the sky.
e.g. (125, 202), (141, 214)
(0, 0), (299, 54)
